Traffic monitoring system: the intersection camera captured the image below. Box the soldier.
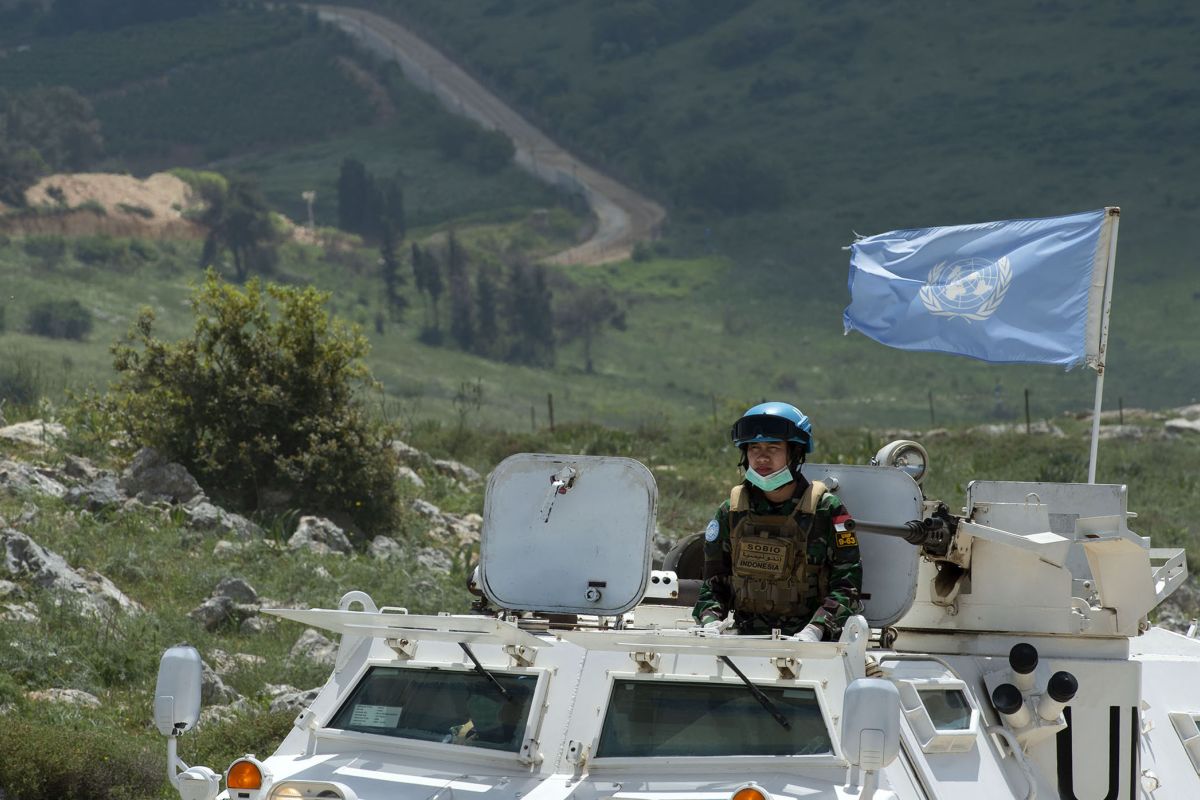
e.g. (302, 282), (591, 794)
(692, 402), (862, 641)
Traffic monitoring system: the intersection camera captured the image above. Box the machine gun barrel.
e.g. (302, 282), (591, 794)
(852, 515), (955, 557)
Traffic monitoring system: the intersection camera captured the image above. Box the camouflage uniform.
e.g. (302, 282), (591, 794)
(692, 477), (862, 638)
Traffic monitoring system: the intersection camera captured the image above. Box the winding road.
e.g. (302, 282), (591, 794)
(315, 5), (666, 265)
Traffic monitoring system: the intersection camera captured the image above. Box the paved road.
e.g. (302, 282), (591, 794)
(315, 5), (666, 265)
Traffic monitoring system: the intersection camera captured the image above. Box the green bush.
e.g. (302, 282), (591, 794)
(0, 717), (163, 800)
(74, 235), (131, 266)
(105, 271), (400, 533)
(25, 299), (94, 340)
(22, 235), (67, 265)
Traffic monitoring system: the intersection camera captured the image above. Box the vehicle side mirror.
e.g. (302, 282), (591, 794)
(155, 645), (203, 737)
(841, 678), (901, 798)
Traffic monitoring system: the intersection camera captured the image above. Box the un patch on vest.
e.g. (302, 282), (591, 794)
(704, 519), (720, 542)
(836, 531), (859, 548)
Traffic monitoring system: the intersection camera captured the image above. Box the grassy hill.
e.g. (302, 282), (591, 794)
(1, 0), (1197, 430)
(346, 0), (1200, 414)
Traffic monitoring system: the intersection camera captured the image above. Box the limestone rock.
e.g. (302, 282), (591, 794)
(0, 459), (67, 499)
(288, 516), (352, 556)
(65, 475), (124, 511)
(200, 660), (242, 705)
(0, 420), (67, 449)
(369, 535), (404, 561)
(1165, 417), (1200, 435)
(410, 499), (441, 519)
(416, 547), (452, 572)
(213, 576), (258, 604)
(267, 684), (321, 714)
(189, 596), (236, 631)
(185, 500), (262, 539)
(26, 687), (100, 707)
(118, 447), (204, 505)
(396, 465), (425, 488)
(432, 458), (481, 484)
(1, 601), (38, 623)
(1, 529), (141, 616)
(289, 628), (337, 667)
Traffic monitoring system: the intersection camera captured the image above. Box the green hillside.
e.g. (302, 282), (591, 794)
(1, 0), (1197, 431)
(352, 0), (1200, 414)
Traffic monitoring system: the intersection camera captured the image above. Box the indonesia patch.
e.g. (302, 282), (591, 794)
(833, 512), (857, 547)
(704, 519), (720, 542)
(836, 531), (859, 548)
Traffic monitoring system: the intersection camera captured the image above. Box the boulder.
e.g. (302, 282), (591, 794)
(1165, 417), (1200, 435)
(62, 454), (102, 482)
(185, 500), (262, 539)
(207, 648), (266, 675)
(118, 447), (204, 505)
(390, 439), (424, 463)
(431, 458), (482, 484)
(200, 660), (242, 705)
(368, 535), (404, 561)
(212, 576), (259, 604)
(65, 475), (125, 512)
(26, 688), (100, 708)
(396, 466), (425, 489)
(1, 602), (38, 623)
(0, 459), (67, 499)
(0, 420), (67, 449)
(267, 684), (321, 714)
(189, 595), (236, 631)
(1, 529), (141, 616)
(288, 517), (352, 556)
(289, 628), (337, 667)
(416, 547), (452, 572)
(410, 499), (441, 519)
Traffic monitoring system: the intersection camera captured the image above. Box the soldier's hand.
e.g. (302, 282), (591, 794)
(792, 623), (824, 643)
(701, 614), (734, 633)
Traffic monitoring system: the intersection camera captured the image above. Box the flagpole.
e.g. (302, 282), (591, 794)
(1087, 207), (1121, 484)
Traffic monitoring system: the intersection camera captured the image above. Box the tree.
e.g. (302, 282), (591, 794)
(337, 157), (371, 235)
(379, 223), (406, 321)
(198, 176), (279, 282)
(504, 260), (555, 367)
(474, 266), (500, 358)
(680, 145), (788, 214)
(0, 86), (103, 205)
(446, 231), (474, 351)
(105, 271), (399, 532)
(555, 285), (626, 373)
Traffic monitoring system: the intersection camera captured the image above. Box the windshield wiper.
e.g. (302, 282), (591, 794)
(719, 655), (790, 730)
(459, 642), (513, 702)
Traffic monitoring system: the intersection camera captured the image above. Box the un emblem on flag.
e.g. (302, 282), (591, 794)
(919, 256), (1012, 321)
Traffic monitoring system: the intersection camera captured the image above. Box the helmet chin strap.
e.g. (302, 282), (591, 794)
(744, 464), (795, 492)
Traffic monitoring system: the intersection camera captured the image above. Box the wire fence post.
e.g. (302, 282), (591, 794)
(547, 393), (555, 433)
(1024, 388), (1031, 435)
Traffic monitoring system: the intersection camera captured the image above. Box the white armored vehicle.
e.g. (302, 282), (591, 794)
(155, 446), (1197, 800)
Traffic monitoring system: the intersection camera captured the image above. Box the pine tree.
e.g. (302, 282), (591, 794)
(337, 157), (371, 235)
(474, 266), (500, 357)
(446, 230), (474, 351)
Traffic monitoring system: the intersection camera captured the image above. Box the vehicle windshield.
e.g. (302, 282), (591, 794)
(596, 679), (833, 758)
(327, 666), (538, 752)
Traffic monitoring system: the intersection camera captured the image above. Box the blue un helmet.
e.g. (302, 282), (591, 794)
(731, 402), (814, 456)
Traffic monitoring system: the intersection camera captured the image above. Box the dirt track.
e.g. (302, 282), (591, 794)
(315, 5), (666, 266)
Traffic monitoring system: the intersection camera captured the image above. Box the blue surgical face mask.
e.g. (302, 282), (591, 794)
(744, 463), (794, 492)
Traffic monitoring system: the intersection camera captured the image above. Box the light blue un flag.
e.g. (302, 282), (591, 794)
(843, 209), (1118, 367)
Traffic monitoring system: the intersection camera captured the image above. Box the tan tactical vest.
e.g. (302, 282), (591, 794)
(728, 480), (828, 617)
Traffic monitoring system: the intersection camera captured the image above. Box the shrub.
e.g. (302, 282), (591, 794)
(0, 717), (163, 800)
(25, 299), (94, 340)
(74, 235), (131, 266)
(23, 235), (67, 265)
(106, 271), (400, 532)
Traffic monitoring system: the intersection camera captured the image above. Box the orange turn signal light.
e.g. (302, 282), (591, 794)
(732, 787), (768, 800)
(228, 759), (264, 790)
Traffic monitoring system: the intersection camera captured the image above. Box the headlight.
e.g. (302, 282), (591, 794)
(730, 783), (774, 800)
(872, 439), (929, 485)
(267, 782), (357, 800)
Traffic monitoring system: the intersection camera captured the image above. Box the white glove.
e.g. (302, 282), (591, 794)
(701, 615), (734, 633)
(793, 623), (824, 643)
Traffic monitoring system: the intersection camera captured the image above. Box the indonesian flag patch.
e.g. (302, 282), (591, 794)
(833, 511), (858, 547)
